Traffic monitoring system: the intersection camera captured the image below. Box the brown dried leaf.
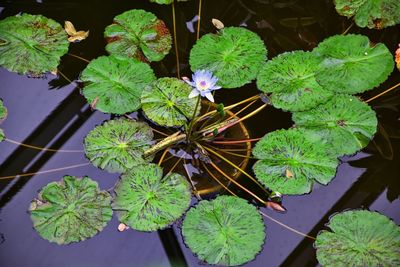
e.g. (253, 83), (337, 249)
(65, 21), (89, 43)
(212, 18), (224, 30)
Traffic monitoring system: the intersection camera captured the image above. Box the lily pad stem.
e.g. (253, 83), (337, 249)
(365, 81), (400, 103)
(172, 2), (180, 78)
(187, 95), (201, 140)
(144, 132), (186, 158)
(196, 0), (203, 40)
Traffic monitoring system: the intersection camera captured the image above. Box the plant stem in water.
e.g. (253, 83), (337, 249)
(172, 2), (181, 78)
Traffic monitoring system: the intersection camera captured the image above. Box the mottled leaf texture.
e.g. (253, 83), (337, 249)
(0, 99), (7, 141)
(182, 196), (265, 266)
(112, 164), (191, 231)
(141, 77), (200, 127)
(80, 55), (156, 114)
(293, 94), (378, 157)
(84, 118), (154, 173)
(0, 13), (69, 75)
(104, 9), (171, 62)
(252, 128), (338, 195)
(257, 51), (333, 111)
(314, 34), (394, 94)
(29, 176), (112, 245)
(315, 210), (400, 267)
(189, 27), (267, 88)
(334, 0), (400, 29)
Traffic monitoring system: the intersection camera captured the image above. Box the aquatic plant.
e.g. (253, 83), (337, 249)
(0, 99), (7, 141)
(185, 70), (222, 102)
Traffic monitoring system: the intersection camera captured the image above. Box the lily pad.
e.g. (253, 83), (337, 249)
(112, 163), (191, 231)
(84, 118), (154, 173)
(334, 0), (400, 29)
(182, 196), (265, 266)
(293, 94), (378, 156)
(141, 77), (200, 127)
(315, 210), (400, 266)
(0, 13), (69, 76)
(29, 176), (112, 245)
(0, 99), (7, 141)
(104, 9), (172, 62)
(80, 55), (156, 114)
(252, 128), (339, 195)
(314, 34), (394, 94)
(257, 51), (333, 111)
(189, 27), (267, 88)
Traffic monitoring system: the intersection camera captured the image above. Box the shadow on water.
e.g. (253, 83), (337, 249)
(0, 0), (399, 267)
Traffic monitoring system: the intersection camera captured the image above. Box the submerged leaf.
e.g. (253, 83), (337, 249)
(112, 164), (191, 231)
(314, 34), (394, 94)
(334, 0), (400, 29)
(293, 94), (378, 156)
(315, 210), (400, 266)
(189, 27), (267, 88)
(104, 9), (171, 62)
(252, 128), (339, 195)
(141, 77), (200, 127)
(29, 176), (112, 245)
(80, 55), (156, 114)
(257, 51), (333, 111)
(84, 118), (154, 173)
(0, 13), (69, 75)
(182, 196), (265, 266)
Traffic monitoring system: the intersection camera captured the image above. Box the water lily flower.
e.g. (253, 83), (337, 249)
(183, 70), (221, 102)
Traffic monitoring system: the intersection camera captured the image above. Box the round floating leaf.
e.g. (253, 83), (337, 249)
(29, 175), (112, 245)
(0, 99), (7, 141)
(0, 13), (69, 75)
(141, 77), (200, 127)
(293, 94), (378, 156)
(113, 163), (191, 231)
(104, 9), (172, 62)
(182, 196), (265, 266)
(80, 56), (156, 115)
(335, 0), (400, 29)
(257, 51), (333, 111)
(189, 27), (267, 88)
(84, 118), (154, 173)
(252, 128), (339, 195)
(315, 210), (400, 266)
(314, 34), (394, 94)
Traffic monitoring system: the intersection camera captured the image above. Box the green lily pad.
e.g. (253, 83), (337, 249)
(112, 163), (191, 231)
(315, 210), (400, 266)
(29, 175), (112, 245)
(314, 34), (394, 94)
(0, 99), (7, 142)
(182, 196), (265, 266)
(189, 27), (267, 88)
(293, 94), (378, 156)
(252, 128), (339, 195)
(104, 9), (172, 62)
(80, 55), (156, 115)
(84, 118), (154, 173)
(0, 13), (69, 76)
(334, 0), (400, 29)
(141, 77), (200, 127)
(257, 51), (333, 111)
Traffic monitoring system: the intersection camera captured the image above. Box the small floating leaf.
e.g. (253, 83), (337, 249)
(315, 210), (400, 266)
(293, 95), (378, 156)
(112, 163), (191, 231)
(141, 77), (200, 127)
(29, 176), (112, 245)
(314, 34), (394, 94)
(182, 196), (265, 266)
(252, 128), (338, 195)
(80, 55), (156, 114)
(84, 118), (154, 173)
(257, 51), (333, 111)
(189, 27), (267, 88)
(0, 13), (69, 75)
(334, 0), (400, 29)
(64, 21), (89, 43)
(104, 9), (172, 62)
(0, 99), (7, 141)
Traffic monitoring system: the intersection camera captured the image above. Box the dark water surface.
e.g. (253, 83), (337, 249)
(0, 0), (399, 266)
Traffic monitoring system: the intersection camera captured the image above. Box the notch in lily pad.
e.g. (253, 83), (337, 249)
(104, 9), (172, 62)
(29, 175), (113, 245)
(315, 210), (400, 266)
(0, 13), (69, 76)
(84, 118), (154, 173)
(112, 163), (191, 231)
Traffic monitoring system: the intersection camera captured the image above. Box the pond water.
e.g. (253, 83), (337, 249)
(0, 0), (399, 266)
